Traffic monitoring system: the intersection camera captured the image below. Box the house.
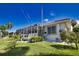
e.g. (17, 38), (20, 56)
(16, 18), (73, 42)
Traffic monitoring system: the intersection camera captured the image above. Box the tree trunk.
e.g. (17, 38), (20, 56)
(75, 43), (78, 50)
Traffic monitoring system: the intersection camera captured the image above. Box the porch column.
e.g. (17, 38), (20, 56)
(44, 25), (48, 34)
(37, 26), (38, 36)
(56, 24), (60, 35)
(56, 24), (61, 42)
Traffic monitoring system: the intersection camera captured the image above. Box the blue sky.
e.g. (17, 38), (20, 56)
(0, 3), (79, 32)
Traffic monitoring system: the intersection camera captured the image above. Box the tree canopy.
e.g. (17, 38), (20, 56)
(0, 22), (13, 37)
(71, 20), (77, 27)
(0, 22), (13, 31)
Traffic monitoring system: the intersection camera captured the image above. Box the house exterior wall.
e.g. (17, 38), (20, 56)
(44, 21), (72, 42)
(44, 24), (61, 42)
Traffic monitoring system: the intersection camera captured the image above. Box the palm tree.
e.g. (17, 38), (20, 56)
(0, 22), (13, 37)
(5, 22), (13, 30)
(5, 22), (13, 36)
(0, 25), (6, 37)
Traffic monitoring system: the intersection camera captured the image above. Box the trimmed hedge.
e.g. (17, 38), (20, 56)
(29, 36), (44, 43)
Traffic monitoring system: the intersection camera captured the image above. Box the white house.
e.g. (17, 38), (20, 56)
(16, 18), (74, 42)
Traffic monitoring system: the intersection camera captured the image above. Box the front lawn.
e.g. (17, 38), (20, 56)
(0, 40), (79, 56)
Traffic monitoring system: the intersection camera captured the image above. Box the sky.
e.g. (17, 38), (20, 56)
(0, 3), (79, 32)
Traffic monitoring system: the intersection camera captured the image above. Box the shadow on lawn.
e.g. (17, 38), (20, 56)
(39, 53), (72, 56)
(0, 46), (29, 56)
(50, 44), (76, 50)
(38, 45), (76, 56)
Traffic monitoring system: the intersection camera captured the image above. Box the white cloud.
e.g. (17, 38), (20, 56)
(44, 19), (48, 22)
(50, 13), (55, 16)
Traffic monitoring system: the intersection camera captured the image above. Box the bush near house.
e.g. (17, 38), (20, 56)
(29, 36), (44, 43)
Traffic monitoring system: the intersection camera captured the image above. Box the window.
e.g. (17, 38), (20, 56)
(32, 30), (34, 33)
(24, 35), (28, 37)
(59, 24), (65, 32)
(48, 26), (56, 34)
(48, 27), (51, 34)
(34, 30), (37, 33)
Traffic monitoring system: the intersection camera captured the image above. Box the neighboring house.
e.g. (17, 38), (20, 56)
(16, 18), (73, 42)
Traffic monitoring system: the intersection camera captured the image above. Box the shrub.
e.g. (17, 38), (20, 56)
(9, 34), (13, 37)
(29, 36), (44, 43)
(7, 35), (20, 49)
(60, 31), (67, 42)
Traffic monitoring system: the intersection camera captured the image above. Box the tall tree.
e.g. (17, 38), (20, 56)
(71, 20), (77, 27)
(0, 25), (6, 37)
(60, 31), (79, 50)
(0, 22), (13, 37)
(5, 22), (13, 30)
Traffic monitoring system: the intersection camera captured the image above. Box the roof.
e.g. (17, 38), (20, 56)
(41, 18), (71, 26)
(16, 18), (71, 31)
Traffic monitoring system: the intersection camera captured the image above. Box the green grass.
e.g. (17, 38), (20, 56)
(0, 37), (79, 56)
(15, 42), (79, 56)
